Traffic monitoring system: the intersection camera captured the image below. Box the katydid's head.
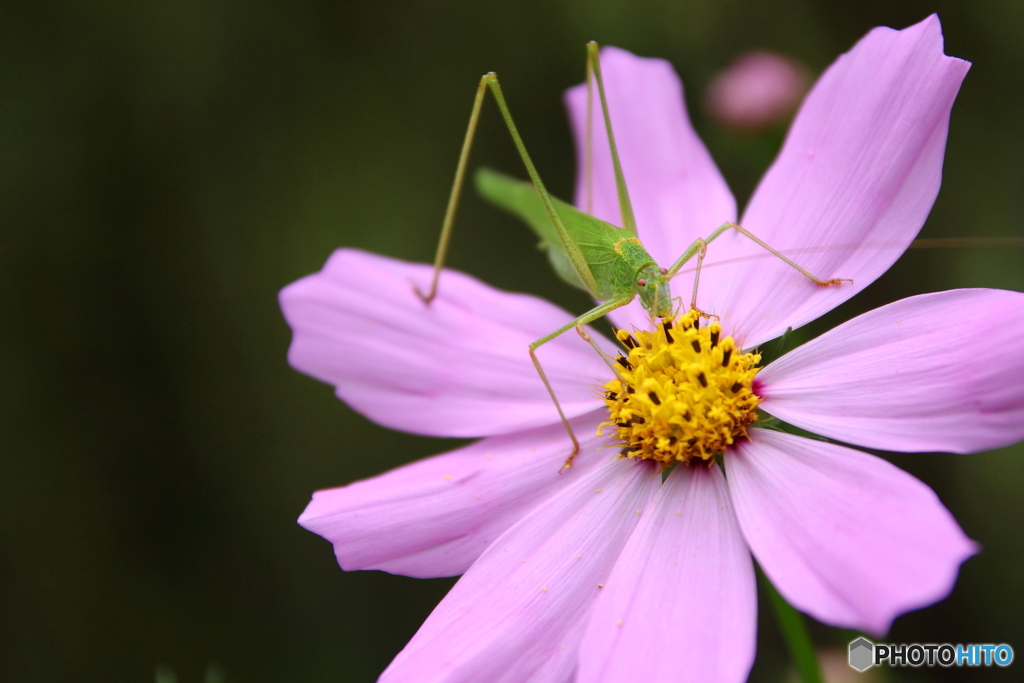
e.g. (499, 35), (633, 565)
(636, 265), (673, 317)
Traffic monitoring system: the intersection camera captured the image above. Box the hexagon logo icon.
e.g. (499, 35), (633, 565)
(849, 637), (874, 671)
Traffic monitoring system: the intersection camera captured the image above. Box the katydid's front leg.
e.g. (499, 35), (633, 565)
(529, 296), (632, 470)
(575, 324), (625, 381)
(663, 221), (853, 301)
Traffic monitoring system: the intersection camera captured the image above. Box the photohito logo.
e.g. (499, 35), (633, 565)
(848, 637), (1014, 671)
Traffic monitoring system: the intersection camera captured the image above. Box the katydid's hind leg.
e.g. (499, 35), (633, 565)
(416, 76), (490, 304)
(529, 297), (633, 471)
(415, 69), (591, 304)
(583, 48), (594, 215)
(585, 42), (638, 234)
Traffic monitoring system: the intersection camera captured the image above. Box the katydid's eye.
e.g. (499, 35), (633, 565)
(637, 278), (647, 287)
(659, 267), (668, 275)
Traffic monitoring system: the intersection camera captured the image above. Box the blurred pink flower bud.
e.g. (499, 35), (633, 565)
(706, 51), (810, 129)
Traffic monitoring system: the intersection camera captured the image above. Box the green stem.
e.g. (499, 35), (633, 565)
(759, 569), (824, 683)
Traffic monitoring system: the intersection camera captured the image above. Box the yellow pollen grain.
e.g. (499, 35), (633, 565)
(599, 310), (762, 468)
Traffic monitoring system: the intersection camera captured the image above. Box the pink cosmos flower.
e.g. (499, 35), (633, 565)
(705, 51), (810, 129)
(281, 16), (1024, 683)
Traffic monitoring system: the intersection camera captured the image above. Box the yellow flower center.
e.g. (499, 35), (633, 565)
(600, 310), (762, 467)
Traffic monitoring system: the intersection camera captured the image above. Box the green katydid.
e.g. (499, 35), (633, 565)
(415, 41), (849, 464)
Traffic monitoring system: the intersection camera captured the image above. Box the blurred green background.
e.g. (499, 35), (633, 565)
(2, 0), (1023, 681)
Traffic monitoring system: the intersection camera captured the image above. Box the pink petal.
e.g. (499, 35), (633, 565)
(299, 413), (608, 578)
(280, 249), (615, 438)
(578, 465), (756, 683)
(727, 429), (977, 636)
(758, 289), (1024, 454)
(380, 457), (660, 683)
(564, 46), (736, 332)
(698, 15), (970, 348)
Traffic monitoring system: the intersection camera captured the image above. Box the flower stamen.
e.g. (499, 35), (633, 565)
(600, 310), (762, 467)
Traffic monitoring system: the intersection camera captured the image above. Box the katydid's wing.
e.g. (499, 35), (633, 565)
(475, 168), (586, 291)
(475, 167), (634, 300)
